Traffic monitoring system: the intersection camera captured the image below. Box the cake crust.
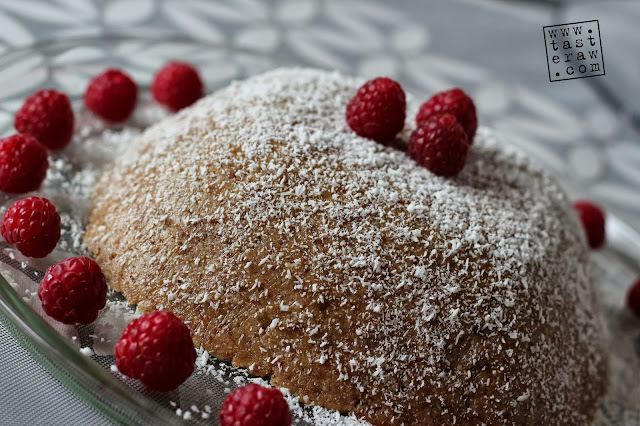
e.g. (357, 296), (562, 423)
(85, 68), (606, 425)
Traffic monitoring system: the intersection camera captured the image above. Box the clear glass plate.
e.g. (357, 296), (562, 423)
(0, 36), (639, 425)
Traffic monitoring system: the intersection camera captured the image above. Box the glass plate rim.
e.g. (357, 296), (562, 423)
(0, 271), (184, 425)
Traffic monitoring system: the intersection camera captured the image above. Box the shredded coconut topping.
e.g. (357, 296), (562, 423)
(85, 68), (606, 425)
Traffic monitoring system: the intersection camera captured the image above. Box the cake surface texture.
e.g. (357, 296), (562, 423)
(85, 68), (606, 425)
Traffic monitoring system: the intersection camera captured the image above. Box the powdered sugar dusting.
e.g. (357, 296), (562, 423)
(85, 68), (607, 424)
(92, 294), (142, 356)
(194, 348), (369, 425)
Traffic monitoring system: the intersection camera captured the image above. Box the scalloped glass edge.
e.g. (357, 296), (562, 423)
(0, 272), (185, 426)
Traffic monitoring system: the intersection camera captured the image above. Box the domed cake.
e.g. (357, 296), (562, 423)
(85, 68), (606, 425)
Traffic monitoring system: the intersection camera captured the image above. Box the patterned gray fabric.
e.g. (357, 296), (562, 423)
(0, 319), (110, 426)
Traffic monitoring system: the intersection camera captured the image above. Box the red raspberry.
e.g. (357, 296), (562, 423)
(627, 277), (640, 318)
(416, 88), (477, 142)
(38, 257), (107, 324)
(14, 89), (75, 150)
(84, 69), (138, 122)
(346, 77), (406, 143)
(219, 383), (292, 426)
(1, 196), (60, 258)
(408, 113), (469, 177)
(0, 134), (48, 194)
(151, 61), (204, 111)
(115, 311), (196, 392)
(573, 201), (606, 249)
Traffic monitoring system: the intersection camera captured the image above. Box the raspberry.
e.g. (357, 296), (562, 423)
(346, 77), (406, 143)
(14, 89), (75, 150)
(627, 277), (640, 318)
(115, 311), (196, 392)
(1, 196), (60, 258)
(0, 134), (48, 194)
(416, 88), (477, 142)
(573, 201), (606, 249)
(151, 61), (204, 111)
(84, 69), (138, 122)
(219, 383), (292, 426)
(408, 113), (470, 177)
(38, 257), (107, 324)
